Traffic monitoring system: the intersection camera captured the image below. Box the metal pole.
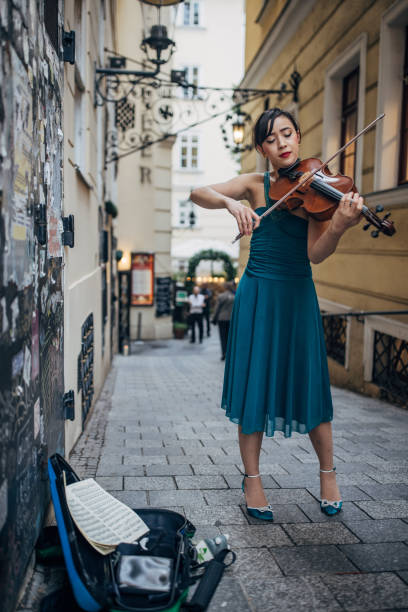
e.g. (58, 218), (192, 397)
(135, 312), (144, 345)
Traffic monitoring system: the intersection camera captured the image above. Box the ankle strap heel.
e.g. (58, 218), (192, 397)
(241, 473), (273, 522)
(319, 466), (342, 516)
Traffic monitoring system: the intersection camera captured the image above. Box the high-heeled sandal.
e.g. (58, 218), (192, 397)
(241, 473), (274, 521)
(320, 467), (343, 516)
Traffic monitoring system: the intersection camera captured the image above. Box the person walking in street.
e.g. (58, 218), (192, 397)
(190, 107), (364, 522)
(188, 285), (205, 344)
(200, 283), (213, 337)
(212, 282), (235, 360)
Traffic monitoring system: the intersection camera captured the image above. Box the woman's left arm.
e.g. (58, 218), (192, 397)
(307, 191), (363, 264)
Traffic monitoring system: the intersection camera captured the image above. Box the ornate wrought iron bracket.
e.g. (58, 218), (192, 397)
(94, 58), (302, 164)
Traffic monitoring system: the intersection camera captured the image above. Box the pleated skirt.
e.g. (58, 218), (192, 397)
(221, 271), (333, 437)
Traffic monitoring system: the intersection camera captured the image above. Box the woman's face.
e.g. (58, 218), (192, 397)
(258, 115), (300, 169)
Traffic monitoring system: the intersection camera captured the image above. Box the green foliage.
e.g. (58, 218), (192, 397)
(105, 200), (118, 218)
(186, 249), (236, 291)
(173, 321), (188, 330)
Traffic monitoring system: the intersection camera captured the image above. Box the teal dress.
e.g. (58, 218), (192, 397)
(221, 172), (333, 437)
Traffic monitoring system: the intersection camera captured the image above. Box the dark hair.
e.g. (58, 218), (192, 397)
(253, 108), (300, 148)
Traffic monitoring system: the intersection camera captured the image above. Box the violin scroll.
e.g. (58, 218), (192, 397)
(361, 204), (395, 238)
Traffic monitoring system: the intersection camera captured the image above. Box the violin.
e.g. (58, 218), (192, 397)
(271, 158), (395, 238)
(232, 114), (396, 244)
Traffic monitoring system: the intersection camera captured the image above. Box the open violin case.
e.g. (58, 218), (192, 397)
(47, 454), (235, 612)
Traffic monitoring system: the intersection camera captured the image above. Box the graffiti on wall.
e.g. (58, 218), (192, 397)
(0, 2), (65, 611)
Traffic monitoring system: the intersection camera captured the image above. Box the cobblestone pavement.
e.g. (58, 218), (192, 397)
(20, 334), (408, 611)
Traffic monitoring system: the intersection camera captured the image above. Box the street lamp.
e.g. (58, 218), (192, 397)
(95, 0), (184, 106)
(139, 0), (183, 67)
(232, 118), (245, 146)
(220, 107), (252, 156)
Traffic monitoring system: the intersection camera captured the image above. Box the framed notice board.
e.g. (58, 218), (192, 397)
(131, 253), (154, 306)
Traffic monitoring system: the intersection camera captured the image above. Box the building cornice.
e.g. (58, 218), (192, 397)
(240, 0), (317, 89)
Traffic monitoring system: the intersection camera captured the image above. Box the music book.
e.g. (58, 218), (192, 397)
(65, 478), (150, 555)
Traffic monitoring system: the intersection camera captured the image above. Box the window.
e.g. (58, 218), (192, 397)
(322, 34), (366, 189)
(74, 0), (87, 83)
(176, 200), (196, 228)
(399, 26), (408, 184)
(181, 0), (201, 26)
(374, 3), (408, 190)
(182, 66), (200, 99)
(74, 88), (85, 170)
(178, 199), (188, 226)
(340, 68), (359, 180)
(73, 0), (90, 182)
(179, 134), (200, 170)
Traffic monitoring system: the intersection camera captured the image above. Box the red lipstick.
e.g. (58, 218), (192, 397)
(279, 152), (291, 158)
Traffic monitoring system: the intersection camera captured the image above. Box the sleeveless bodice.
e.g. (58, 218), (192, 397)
(245, 172), (312, 280)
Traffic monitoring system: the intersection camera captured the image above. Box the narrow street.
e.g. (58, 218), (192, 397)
(20, 334), (408, 611)
(72, 334), (408, 611)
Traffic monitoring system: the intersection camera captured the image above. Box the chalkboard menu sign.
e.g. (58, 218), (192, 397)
(156, 276), (172, 317)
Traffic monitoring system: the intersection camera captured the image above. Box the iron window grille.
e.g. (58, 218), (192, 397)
(373, 330), (408, 407)
(77, 313), (94, 424)
(321, 313), (347, 366)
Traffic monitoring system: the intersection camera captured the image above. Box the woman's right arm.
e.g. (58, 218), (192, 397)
(190, 174), (260, 237)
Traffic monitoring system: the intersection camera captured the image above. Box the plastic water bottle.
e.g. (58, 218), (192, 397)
(195, 534), (230, 563)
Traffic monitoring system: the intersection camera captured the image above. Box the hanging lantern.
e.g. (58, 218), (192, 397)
(139, 0), (183, 66)
(219, 106), (252, 157)
(232, 119), (245, 146)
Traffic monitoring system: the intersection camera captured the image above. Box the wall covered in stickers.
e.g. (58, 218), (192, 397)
(0, 1), (65, 610)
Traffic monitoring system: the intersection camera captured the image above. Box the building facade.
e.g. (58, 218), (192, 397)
(171, 0), (245, 278)
(0, 2), (118, 610)
(115, 0), (174, 340)
(63, 0), (118, 453)
(240, 0), (408, 404)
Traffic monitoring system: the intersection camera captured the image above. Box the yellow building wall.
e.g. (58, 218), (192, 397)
(240, 0), (408, 399)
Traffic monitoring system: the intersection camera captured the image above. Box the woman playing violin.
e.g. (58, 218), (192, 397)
(190, 108), (364, 521)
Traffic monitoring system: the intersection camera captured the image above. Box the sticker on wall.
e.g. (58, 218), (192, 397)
(33, 398), (40, 439)
(0, 479), (8, 533)
(31, 310), (39, 380)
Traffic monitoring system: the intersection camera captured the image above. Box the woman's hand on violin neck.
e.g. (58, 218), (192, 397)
(225, 199), (260, 236)
(330, 191), (363, 235)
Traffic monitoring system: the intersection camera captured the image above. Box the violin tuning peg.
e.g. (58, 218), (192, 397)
(383, 212), (391, 219)
(371, 230), (379, 238)
(375, 204), (384, 212)
(363, 223), (371, 231)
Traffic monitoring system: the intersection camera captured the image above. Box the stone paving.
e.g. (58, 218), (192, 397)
(20, 333), (408, 611)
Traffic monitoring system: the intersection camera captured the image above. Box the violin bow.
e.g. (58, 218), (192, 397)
(232, 112), (385, 243)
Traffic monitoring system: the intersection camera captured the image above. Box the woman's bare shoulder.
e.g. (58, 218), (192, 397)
(208, 172), (264, 202)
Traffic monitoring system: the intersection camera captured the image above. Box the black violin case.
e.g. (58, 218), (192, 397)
(47, 454), (234, 612)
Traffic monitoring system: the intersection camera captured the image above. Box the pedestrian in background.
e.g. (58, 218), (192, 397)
(188, 286), (205, 344)
(200, 283), (213, 337)
(212, 282), (235, 360)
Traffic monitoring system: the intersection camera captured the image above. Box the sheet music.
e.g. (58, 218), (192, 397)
(66, 478), (149, 555)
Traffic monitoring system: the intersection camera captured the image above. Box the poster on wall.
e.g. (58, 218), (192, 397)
(131, 253), (154, 306)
